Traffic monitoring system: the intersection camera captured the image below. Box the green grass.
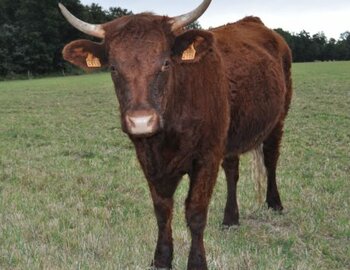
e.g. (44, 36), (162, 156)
(0, 62), (349, 269)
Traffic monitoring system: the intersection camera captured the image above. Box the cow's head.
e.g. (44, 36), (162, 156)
(60, 1), (214, 137)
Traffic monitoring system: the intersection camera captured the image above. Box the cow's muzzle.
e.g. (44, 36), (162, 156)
(125, 110), (161, 136)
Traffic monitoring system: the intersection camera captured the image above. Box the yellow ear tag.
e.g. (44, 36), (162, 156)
(86, 53), (101, 68)
(181, 43), (196, 61)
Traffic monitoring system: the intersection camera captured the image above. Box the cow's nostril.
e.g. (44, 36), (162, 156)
(148, 114), (156, 126)
(126, 115), (136, 128)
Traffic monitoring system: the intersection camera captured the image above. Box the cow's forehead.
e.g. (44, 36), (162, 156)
(110, 30), (168, 49)
(105, 14), (173, 43)
(106, 17), (172, 65)
(108, 35), (169, 65)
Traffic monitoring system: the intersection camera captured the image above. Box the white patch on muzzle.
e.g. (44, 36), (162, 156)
(128, 115), (154, 135)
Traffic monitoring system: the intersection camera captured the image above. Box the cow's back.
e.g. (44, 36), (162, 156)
(211, 17), (292, 154)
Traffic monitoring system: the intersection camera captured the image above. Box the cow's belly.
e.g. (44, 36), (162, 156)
(226, 119), (276, 155)
(225, 93), (284, 155)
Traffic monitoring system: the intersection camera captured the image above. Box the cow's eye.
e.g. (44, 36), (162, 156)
(161, 60), (171, 72)
(110, 65), (118, 74)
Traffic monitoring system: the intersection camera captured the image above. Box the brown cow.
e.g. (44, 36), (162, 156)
(59, 0), (292, 269)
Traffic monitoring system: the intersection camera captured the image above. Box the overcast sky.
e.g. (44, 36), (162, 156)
(80, 0), (350, 39)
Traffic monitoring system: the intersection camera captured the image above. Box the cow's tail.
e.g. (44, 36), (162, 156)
(251, 144), (267, 205)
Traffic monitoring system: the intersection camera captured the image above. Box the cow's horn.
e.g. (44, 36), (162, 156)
(171, 0), (212, 31)
(58, 3), (105, 39)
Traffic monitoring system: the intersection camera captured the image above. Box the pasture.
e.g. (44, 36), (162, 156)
(0, 61), (349, 269)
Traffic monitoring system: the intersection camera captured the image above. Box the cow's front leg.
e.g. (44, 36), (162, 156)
(148, 181), (179, 269)
(186, 160), (220, 270)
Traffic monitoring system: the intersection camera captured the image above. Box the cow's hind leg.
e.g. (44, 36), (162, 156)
(222, 155), (240, 227)
(263, 122), (284, 211)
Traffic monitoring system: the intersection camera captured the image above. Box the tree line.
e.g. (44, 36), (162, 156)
(274, 29), (350, 62)
(0, 0), (132, 79)
(0, 0), (349, 79)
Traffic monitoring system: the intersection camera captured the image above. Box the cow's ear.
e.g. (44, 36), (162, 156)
(172, 30), (214, 63)
(63, 39), (108, 71)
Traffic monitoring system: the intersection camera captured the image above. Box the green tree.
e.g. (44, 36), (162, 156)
(0, 24), (24, 77)
(336, 31), (350, 60)
(106, 7), (133, 21)
(186, 21), (202, 30)
(325, 38), (337, 60)
(84, 3), (107, 24)
(0, 0), (133, 78)
(312, 32), (327, 61)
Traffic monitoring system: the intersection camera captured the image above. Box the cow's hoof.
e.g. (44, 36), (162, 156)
(149, 262), (171, 270)
(221, 223), (240, 231)
(267, 203), (284, 212)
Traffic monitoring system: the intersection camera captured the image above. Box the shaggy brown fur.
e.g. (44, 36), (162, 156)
(62, 13), (292, 270)
(212, 17), (292, 227)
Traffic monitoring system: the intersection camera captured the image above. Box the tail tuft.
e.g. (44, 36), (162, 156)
(251, 144), (267, 205)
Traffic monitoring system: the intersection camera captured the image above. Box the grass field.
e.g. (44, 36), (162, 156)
(0, 61), (349, 270)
